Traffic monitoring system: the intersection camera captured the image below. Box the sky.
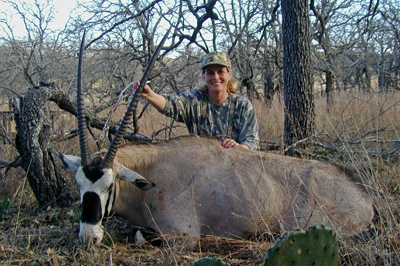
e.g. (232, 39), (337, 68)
(49, 0), (77, 27)
(1, 0), (79, 38)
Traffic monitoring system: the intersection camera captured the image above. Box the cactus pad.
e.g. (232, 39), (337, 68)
(263, 225), (339, 266)
(190, 258), (228, 266)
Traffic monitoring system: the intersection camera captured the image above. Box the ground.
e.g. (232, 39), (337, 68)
(0, 201), (274, 265)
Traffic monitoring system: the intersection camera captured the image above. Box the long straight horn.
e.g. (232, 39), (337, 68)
(100, 27), (172, 169)
(77, 31), (90, 166)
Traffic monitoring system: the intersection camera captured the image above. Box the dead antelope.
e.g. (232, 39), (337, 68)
(58, 31), (374, 245)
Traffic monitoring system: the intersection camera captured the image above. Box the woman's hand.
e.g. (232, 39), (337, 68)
(134, 81), (167, 111)
(134, 81), (152, 97)
(221, 138), (250, 149)
(221, 138), (237, 149)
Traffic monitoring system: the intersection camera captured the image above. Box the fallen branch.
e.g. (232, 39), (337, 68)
(0, 156), (22, 169)
(0, 133), (11, 143)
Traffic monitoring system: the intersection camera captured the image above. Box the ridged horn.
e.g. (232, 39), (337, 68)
(77, 31), (90, 167)
(100, 27), (172, 169)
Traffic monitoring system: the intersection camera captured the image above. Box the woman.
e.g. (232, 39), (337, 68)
(137, 51), (259, 150)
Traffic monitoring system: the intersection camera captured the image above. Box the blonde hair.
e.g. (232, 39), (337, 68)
(199, 69), (239, 94)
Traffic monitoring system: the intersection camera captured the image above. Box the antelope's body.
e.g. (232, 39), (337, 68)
(60, 135), (373, 243)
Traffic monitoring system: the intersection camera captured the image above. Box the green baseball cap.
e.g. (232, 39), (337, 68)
(201, 51), (231, 70)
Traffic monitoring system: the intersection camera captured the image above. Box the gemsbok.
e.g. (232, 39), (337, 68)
(57, 30), (374, 245)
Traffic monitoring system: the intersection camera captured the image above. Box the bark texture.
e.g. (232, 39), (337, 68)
(13, 86), (76, 207)
(282, 0), (315, 147)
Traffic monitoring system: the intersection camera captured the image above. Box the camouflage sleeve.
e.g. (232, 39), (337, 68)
(159, 91), (200, 124)
(236, 97), (259, 150)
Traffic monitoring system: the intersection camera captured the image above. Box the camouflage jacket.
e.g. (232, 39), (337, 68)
(160, 90), (259, 150)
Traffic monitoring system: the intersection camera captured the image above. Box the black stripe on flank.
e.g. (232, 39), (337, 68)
(104, 183), (115, 218)
(81, 192), (102, 224)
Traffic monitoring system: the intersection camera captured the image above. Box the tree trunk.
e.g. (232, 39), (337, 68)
(282, 0), (315, 148)
(325, 69), (334, 111)
(243, 77), (255, 102)
(13, 85), (76, 207)
(364, 65), (372, 92)
(263, 69), (276, 107)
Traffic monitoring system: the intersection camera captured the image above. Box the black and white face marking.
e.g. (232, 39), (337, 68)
(75, 163), (116, 245)
(79, 164), (110, 224)
(80, 164), (116, 222)
(56, 153), (155, 245)
(81, 191), (102, 224)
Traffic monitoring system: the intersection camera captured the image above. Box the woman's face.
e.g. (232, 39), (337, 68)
(203, 64), (232, 94)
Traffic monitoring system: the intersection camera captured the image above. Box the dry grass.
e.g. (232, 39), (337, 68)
(1, 90), (400, 265)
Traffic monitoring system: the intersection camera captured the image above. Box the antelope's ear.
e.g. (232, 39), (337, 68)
(117, 165), (155, 190)
(56, 152), (81, 171)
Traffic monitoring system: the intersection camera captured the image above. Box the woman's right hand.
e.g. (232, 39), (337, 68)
(134, 81), (152, 98)
(134, 81), (167, 111)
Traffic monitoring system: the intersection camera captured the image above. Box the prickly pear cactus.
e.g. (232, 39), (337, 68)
(190, 257), (228, 266)
(263, 225), (339, 266)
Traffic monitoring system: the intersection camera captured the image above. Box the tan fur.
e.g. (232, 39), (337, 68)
(107, 135), (373, 239)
